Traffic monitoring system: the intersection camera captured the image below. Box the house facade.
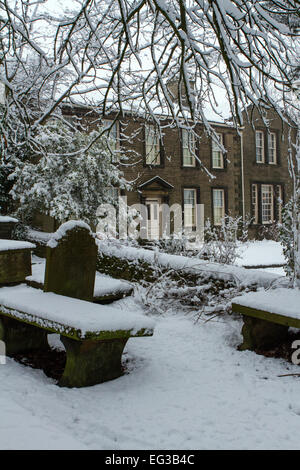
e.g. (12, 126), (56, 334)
(242, 108), (293, 237)
(119, 116), (242, 239)
(34, 104), (294, 240)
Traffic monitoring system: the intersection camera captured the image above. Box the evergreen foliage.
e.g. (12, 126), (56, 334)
(280, 194), (300, 283)
(10, 120), (129, 226)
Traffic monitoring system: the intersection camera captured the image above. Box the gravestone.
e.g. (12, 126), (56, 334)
(0, 216), (18, 239)
(0, 240), (35, 284)
(44, 221), (97, 302)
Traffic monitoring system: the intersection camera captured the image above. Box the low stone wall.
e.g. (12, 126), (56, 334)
(97, 250), (161, 283)
(97, 250), (239, 301)
(96, 241), (281, 289)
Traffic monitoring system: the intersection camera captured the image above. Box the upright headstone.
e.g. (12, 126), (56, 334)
(44, 221), (97, 302)
(0, 216), (18, 239)
(0, 240), (35, 284)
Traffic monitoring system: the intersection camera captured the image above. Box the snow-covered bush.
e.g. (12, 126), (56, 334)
(10, 221), (28, 241)
(10, 120), (129, 226)
(134, 266), (247, 318)
(280, 195), (300, 283)
(0, 162), (14, 213)
(0, 95), (31, 214)
(197, 215), (250, 265)
(150, 232), (191, 255)
(136, 215), (250, 265)
(258, 222), (281, 241)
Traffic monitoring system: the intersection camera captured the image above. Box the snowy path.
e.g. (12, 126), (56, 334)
(1, 297), (300, 449)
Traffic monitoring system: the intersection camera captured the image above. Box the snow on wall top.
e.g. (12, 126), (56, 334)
(0, 240), (36, 252)
(0, 285), (154, 337)
(0, 216), (18, 223)
(97, 240), (282, 288)
(47, 220), (93, 248)
(231, 288), (300, 321)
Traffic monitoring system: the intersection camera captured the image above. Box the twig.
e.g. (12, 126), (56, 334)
(277, 373), (300, 377)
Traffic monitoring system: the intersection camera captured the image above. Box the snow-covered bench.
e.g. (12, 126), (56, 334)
(232, 288), (300, 351)
(0, 285), (154, 388)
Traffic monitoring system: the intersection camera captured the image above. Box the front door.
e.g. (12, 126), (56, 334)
(146, 198), (161, 240)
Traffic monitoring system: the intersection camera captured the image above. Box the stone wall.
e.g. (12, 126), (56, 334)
(97, 250), (158, 283)
(96, 241), (279, 289)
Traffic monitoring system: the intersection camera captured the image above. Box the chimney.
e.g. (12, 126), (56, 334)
(167, 79), (195, 107)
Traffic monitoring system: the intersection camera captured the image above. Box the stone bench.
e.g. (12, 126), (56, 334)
(232, 288), (300, 351)
(0, 284), (154, 388)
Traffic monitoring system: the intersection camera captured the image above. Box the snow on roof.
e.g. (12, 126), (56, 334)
(0, 240), (35, 252)
(232, 288), (300, 321)
(64, 97), (231, 125)
(47, 220), (93, 248)
(62, 84), (234, 127)
(0, 284), (154, 338)
(97, 241), (282, 288)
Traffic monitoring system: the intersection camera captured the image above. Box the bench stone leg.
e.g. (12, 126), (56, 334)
(0, 315), (49, 355)
(58, 336), (129, 388)
(238, 315), (289, 351)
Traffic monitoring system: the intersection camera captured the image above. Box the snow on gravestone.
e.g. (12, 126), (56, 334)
(44, 221), (97, 302)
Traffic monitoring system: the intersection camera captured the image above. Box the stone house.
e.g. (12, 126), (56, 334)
(35, 103), (294, 240)
(242, 107), (293, 238)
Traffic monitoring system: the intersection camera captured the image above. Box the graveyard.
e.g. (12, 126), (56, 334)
(2, 287), (300, 449)
(1, 220), (300, 449)
(0, 221), (154, 387)
(0, 0), (300, 452)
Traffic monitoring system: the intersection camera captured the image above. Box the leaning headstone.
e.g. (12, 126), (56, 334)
(44, 221), (97, 302)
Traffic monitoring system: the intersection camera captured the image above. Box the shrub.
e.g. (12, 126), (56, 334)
(197, 215), (250, 265)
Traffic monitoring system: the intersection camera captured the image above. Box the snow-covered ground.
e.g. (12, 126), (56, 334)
(0, 238), (296, 450)
(257, 266), (286, 276)
(236, 240), (286, 276)
(1, 294), (300, 450)
(236, 240), (285, 267)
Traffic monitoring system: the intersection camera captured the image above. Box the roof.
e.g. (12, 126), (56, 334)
(138, 176), (174, 190)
